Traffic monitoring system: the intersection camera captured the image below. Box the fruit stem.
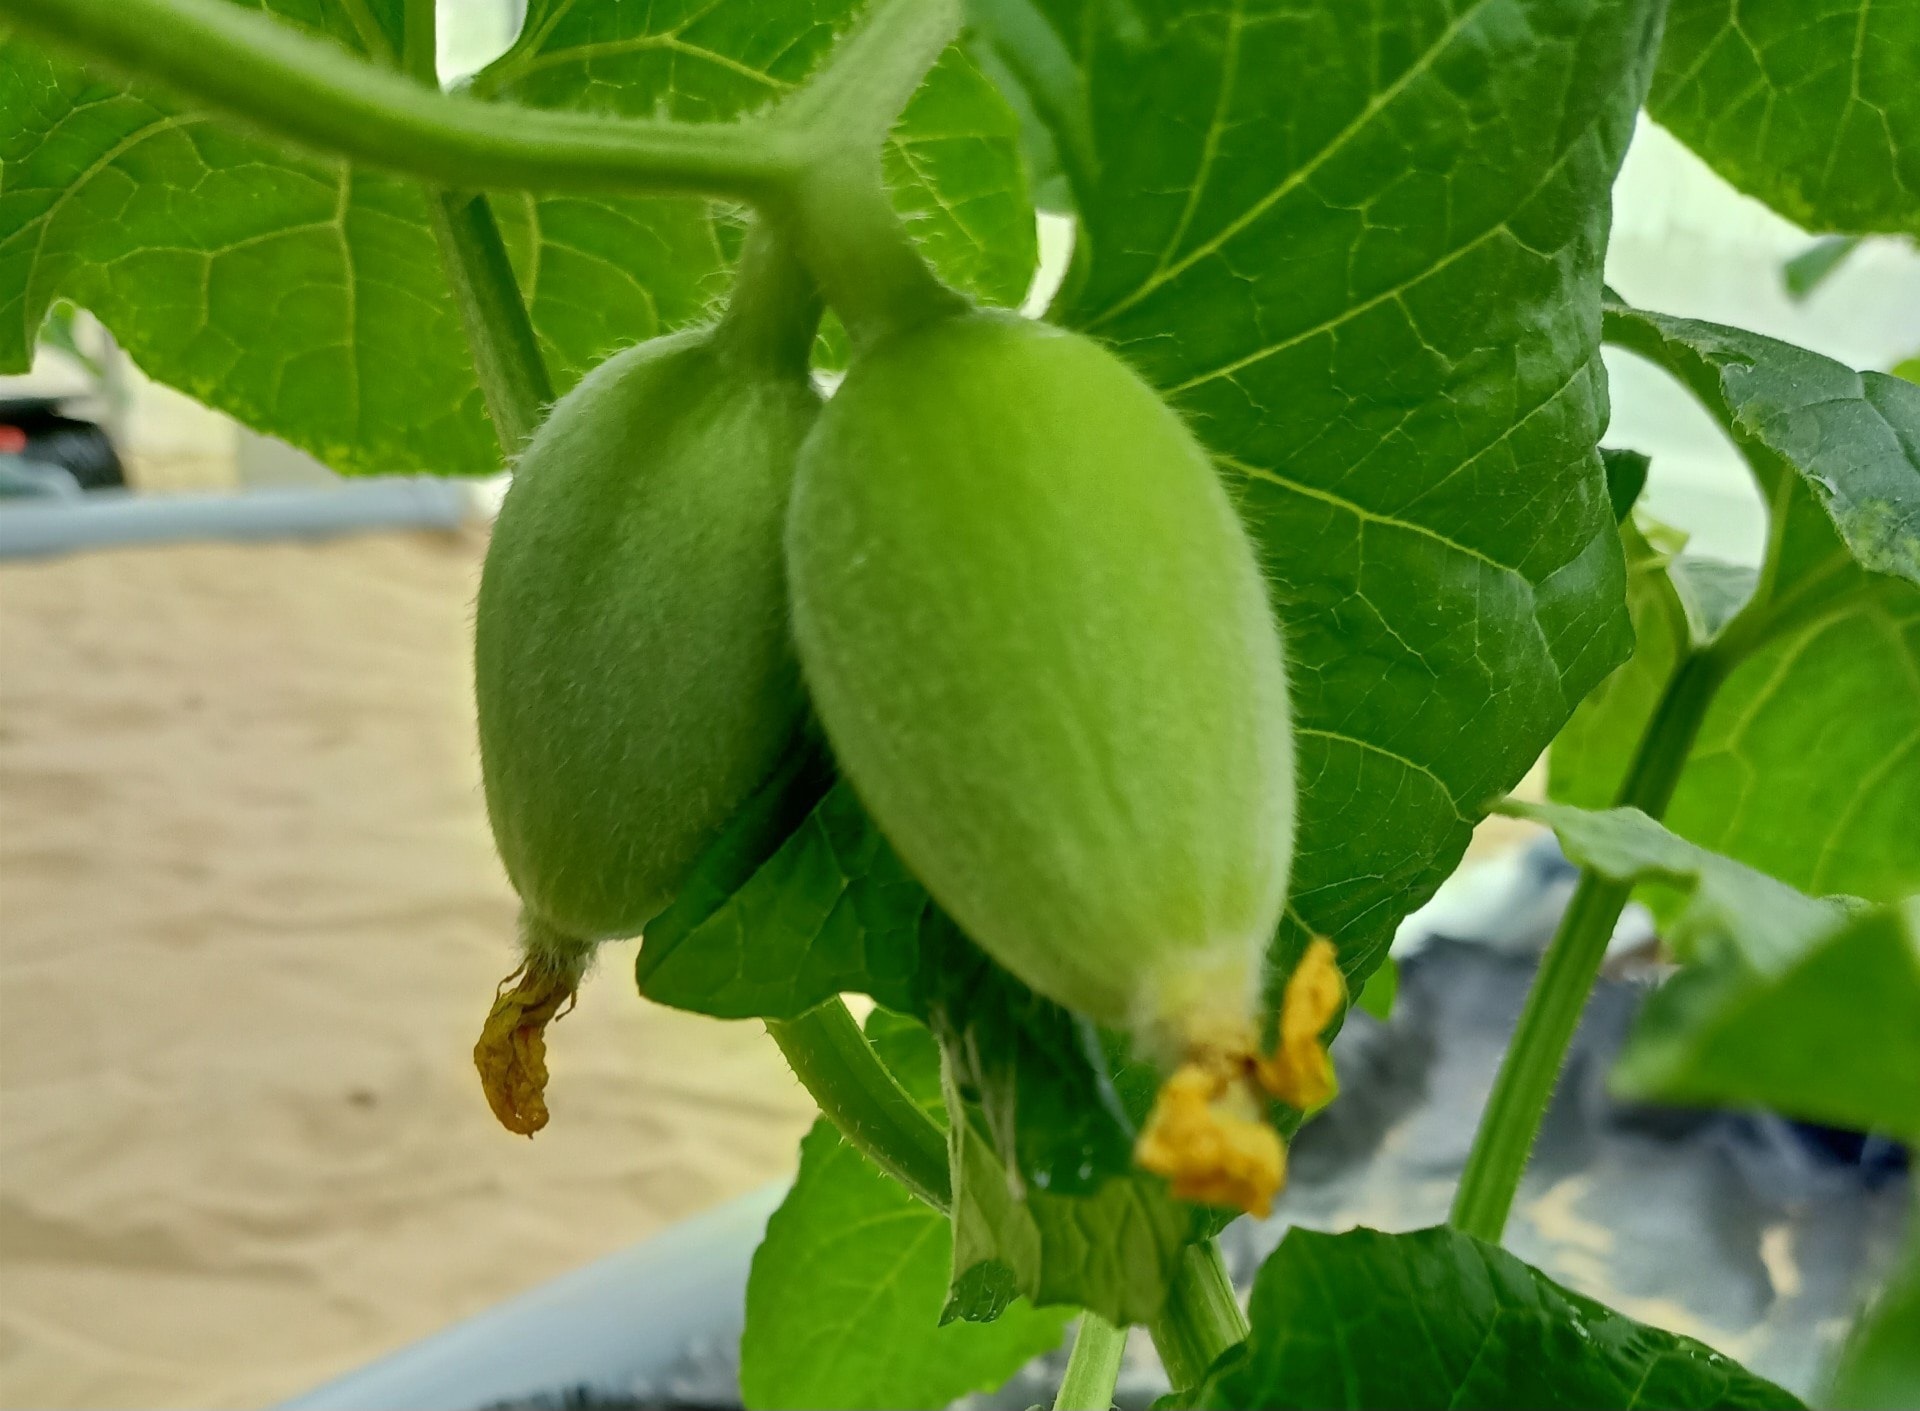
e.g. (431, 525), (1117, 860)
(713, 224), (824, 379)
(427, 191), (555, 452)
(1148, 1239), (1249, 1397)
(1055, 1312), (1129, 1411)
(766, 999), (952, 1210)
(775, 155), (968, 352)
(1449, 642), (1732, 1242)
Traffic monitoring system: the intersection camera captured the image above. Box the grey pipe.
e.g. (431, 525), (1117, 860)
(0, 477), (480, 559)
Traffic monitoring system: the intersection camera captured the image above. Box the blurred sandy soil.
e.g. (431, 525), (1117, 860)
(0, 529), (815, 1409)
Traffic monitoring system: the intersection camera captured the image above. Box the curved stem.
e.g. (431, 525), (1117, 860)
(773, 155), (966, 352)
(1148, 1240), (1249, 1396)
(713, 225), (824, 379)
(8, 0), (804, 200)
(428, 192), (554, 452)
(1450, 644), (1734, 1242)
(767, 1000), (952, 1211)
(1056, 1312), (1129, 1411)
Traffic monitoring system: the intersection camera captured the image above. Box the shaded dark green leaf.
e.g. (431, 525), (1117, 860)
(946, 1082), (1200, 1328)
(638, 776), (928, 1020)
(1197, 1225), (1801, 1410)
(918, 909), (1136, 1200)
(1602, 446), (1651, 522)
(1649, 0), (1920, 235)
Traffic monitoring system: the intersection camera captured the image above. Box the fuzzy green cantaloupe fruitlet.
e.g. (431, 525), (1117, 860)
(786, 310), (1336, 1216)
(473, 327), (819, 1135)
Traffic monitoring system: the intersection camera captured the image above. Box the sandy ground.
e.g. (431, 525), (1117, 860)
(0, 529), (817, 1409)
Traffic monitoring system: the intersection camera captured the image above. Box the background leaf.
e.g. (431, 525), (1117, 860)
(1830, 1226), (1920, 1411)
(1037, 0), (1655, 995)
(1603, 306), (1920, 586)
(1556, 312), (1920, 905)
(1509, 800), (1920, 1139)
(1648, 0), (1920, 235)
(1197, 1225), (1801, 1410)
(0, 1), (1034, 475)
(740, 1012), (1069, 1411)
(1614, 894), (1920, 1140)
(1500, 798), (1853, 963)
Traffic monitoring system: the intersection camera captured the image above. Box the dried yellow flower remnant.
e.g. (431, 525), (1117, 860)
(1134, 939), (1347, 1218)
(1255, 938), (1344, 1112)
(1135, 1051), (1286, 1217)
(474, 960), (578, 1136)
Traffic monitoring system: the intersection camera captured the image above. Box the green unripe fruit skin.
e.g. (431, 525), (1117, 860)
(787, 312), (1294, 1053)
(477, 330), (819, 945)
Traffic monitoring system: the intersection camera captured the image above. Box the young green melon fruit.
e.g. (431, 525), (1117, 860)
(786, 310), (1321, 1213)
(473, 326), (818, 1133)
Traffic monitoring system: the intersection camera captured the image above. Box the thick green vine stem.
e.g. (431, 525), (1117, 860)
(1449, 644), (1734, 1242)
(1149, 1239), (1250, 1396)
(1055, 1312), (1129, 1411)
(7, 0), (806, 200)
(786, 0), (963, 146)
(766, 1000), (953, 1210)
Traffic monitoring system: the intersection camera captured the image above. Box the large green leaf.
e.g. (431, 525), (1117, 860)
(741, 1013), (1069, 1411)
(1039, 0), (1653, 991)
(1556, 311), (1920, 904)
(1649, 0), (1920, 235)
(0, 2), (1033, 475)
(1197, 1226), (1801, 1410)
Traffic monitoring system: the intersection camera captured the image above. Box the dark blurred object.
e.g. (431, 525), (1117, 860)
(0, 396), (125, 491)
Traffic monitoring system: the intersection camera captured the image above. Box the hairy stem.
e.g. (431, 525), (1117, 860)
(713, 225), (824, 379)
(428, 192), (554, 452)
(1056, 1312), (1129, 1411)
(9, 0), (804, 200)
(1149, 1240), (1249, 1396)
(773, 155), (966, 351)
(785, 0), (963, 144)
(766, 1001), (953, 1211)
(1450, 644), (1733, 1242)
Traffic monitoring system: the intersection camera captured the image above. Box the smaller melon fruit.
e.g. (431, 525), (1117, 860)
(472, 327), (818, 1134)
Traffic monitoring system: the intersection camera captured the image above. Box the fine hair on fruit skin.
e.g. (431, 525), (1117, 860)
(472, 315), (820, 1132)
(784, 308), (1315, 1211)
